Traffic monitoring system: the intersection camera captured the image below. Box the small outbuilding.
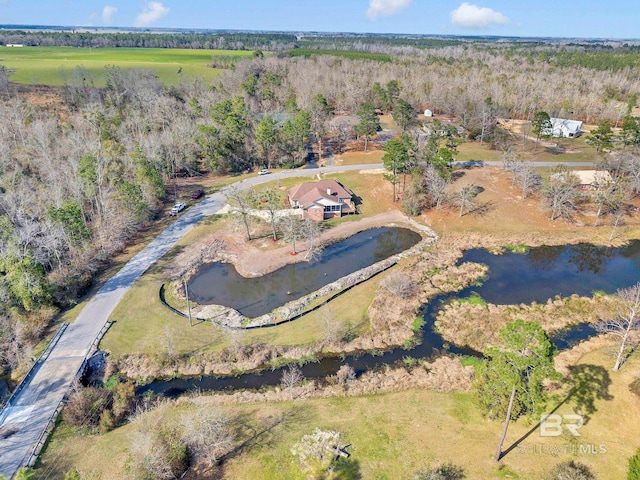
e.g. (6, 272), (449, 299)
(424, 109), (433, 117)
(574, 170), (613, 191)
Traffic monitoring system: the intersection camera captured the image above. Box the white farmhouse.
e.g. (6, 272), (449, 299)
(547, 118), (583, 138)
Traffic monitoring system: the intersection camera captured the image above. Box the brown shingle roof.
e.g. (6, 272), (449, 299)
(288, 180), (353, 208)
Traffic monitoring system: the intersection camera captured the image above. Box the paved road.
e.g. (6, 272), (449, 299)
(0, 164), (386, 478)
(0, 158), (595, 477)
(454, 160), (596, 168)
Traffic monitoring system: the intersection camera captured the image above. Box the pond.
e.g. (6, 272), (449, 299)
(139, 241), (640, 398)
(187, 227), (422, 318)
(460, 242), (640, 304)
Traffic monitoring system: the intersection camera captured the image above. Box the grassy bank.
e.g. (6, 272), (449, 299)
(37, 348), (640, 479)
(0, 46), (253, 85)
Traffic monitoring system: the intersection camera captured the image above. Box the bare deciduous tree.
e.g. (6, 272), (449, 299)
(454, 183), (479, 217)
(512, 161), (541, 201)
(597, 281), (640, 371)
(620, 149), (640, 196)
(302, 218), (323, 261)
(182, 406), (235, 467)
(280, 215), (304, 254)
(542, 168), (579, 221)
(501, 145), (519, 176)
(254, 186), (283, 240)
(281, 364), (304, 400)
(422, 165), (450, 209)
(593, 178), (625, 226)
(226, 185), (255, 240)
(609, 208), (625, 241)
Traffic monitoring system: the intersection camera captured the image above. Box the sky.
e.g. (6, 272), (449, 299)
(0, 0), (638, 40)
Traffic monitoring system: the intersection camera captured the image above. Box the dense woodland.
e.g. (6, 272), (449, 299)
(0, 30), (297, 50)
(2, 35), (640, 380)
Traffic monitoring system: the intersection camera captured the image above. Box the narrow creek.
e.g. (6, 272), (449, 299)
(138, 241), (640, 398)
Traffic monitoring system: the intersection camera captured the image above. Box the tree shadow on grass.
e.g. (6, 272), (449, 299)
(501, 363), (612, 460)
(564, 363), (613, 423)
(226, 404), (306, 460)
(332, 457), (362, 480)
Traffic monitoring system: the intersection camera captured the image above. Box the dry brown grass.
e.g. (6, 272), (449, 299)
(435, 294), (616, 352)
(423, 167), (640, 243)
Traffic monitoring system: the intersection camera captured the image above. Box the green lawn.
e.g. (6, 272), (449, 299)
(100, 216), (380, 360)
(0, 46), (253, 85)
(37, 349), (640, 479)
(457, 136), (598, 164)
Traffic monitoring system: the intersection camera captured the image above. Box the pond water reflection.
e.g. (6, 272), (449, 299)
(187, 227), (421, 317)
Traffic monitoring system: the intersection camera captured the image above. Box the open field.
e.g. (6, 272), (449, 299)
(334, 150), (384, 165)
(37, 349), (640, 479)
(423, 166), (640, 242)
(0, 47), (253, 85)
(457, 136), (598, 165)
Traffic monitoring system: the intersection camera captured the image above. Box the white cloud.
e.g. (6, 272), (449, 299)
(102, 5), (117, 25)
(367, 0), (411, 20)
(133, 1), (170, 27)
(450, 2), (510, 29)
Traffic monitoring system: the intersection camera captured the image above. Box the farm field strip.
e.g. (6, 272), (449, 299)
(0, 46), (253, 85)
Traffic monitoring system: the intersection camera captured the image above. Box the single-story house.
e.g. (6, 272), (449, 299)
(546, 118), (583, 138)
(574, 170), (613, 190)
(287, 179), (356, 221)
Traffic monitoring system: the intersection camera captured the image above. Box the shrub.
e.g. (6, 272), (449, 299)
(629, 447), (640, 480)
(630, 377), (640, 400)
(291, 428), (344, 477)
(381, 272), (417, 298)
(414, 463), (466, 480)
(63, 385), (109, 429)
(181, 406), (234, 467)
(458, 292), (487, 307)
(412, 317), (426, 332)
(504, 244), (530, 254)
(546, 460), (595, 480)
(127, 424), (188, 480)
(336, 364), (356, 385)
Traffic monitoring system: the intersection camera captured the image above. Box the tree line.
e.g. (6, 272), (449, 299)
(0, 30), (297, 50)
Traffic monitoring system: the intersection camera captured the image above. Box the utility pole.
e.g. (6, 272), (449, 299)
(184, 279), (193, 327)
